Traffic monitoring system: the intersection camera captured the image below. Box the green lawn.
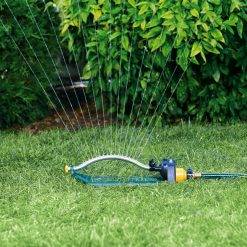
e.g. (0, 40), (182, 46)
(0, 124), (247, 246)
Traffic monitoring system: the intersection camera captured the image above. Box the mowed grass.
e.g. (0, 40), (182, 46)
(0, 123), (247, 247)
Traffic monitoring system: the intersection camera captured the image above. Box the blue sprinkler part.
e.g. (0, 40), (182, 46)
(161, 159), (176, 182)
(149, 159), (176, 183)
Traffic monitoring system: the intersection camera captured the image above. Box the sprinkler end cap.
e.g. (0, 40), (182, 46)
(65, 165), (70, 174)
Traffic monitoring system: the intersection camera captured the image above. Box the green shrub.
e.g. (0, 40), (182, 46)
(0, 0), (58, 128)
(52, 0), (247, 124)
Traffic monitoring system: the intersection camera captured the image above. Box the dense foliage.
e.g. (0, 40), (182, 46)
(0, 0), (58, 128)
(53, 0), (247, 124)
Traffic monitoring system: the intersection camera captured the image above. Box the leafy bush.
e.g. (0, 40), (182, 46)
(0, 0), (58, 128)
(53, 0), (247, 123)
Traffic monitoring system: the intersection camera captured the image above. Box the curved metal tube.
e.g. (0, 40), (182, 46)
(70, 155), (150, 172)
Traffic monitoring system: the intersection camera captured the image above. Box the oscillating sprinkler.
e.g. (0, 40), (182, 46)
(65, 155), (247, 186)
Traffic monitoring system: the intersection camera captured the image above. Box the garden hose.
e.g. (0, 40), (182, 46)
(65, 155), (247, 186)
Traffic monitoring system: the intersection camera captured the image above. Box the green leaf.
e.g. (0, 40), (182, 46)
(140, 79), (147, 89)
(133, 21), (141, 28)
(208, 0), (221, 6)
(203, 42), (220, 54)
(160, 10), (174, 19)
(177, 46), (189, 71)
(93, 10), (102, 20)
(150, 3), (156, 14)
(190, 41), (202, 57)
(201, 1), (210, 12)
(162, 42), (172, 57)
(225, 25), (234, 34)
(237, 19), (243, 38)
(105, 62), (112, 77)
(202, 23), (209, 32)
(200, 50), (206, 63)
(204, 10), (217, 23)
(44, 2), (54, 11)
(188, 104), (197, 114)
(109, 32), (121, 41)
(68, 36), (73, 52)
(82, 71), (91, 80)
(86, 42), (97, 47)
(61, 23), (69, 34)
(176, 83), (188, 103)
(141, 19), (146, 30)
(146, 17), (161, 28)
(191, 56), (199, 65)
(224, 14), (238, 26)
(212, 69), (220, 82)
(139, 5), (149, 15)
(192, 0), (198, 4)
(151, 32), (166, 52)
(162, 19), (175, 26)
(81, 12), (89, 23)
(176, 28), (186, 47)
(238, 88), (247, 95)
(142, 27), (162, 39)
(122, 35), (130, 52)
(230, 0), (240, 12)
(176, 16), (189, 29)
(99, 42), (107, 55)
(190, 9), (199, 18)
(128, 0), (136, 8)
(182, 0), (189, 6)
(211, 29), (225, 43)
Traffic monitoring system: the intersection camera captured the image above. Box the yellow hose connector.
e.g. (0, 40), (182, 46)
(65, 165), (70, 174)
(176, 168), (187, 182)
